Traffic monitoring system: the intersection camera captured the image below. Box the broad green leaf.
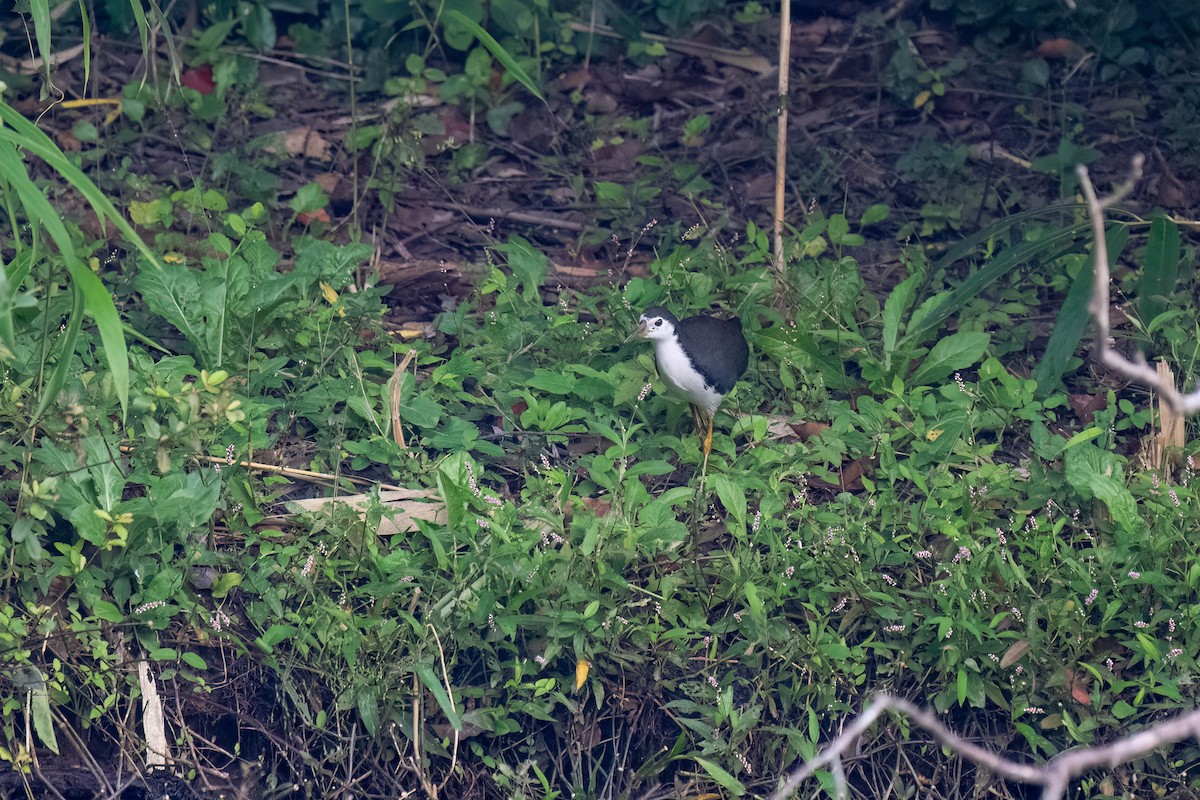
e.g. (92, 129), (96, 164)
(82, 435), (127, 511)
(692, 756), (746, 796)
(258, 624), (297, 650)
(827, 214), (850, 243)
(182, 652), (208, 670)
(357, 687), (380, 735)
(910, 331), (990, 386)
(1064, 444), (1145, 537)
(913, 409), (966, 467)
(91, 600), (126, 623)
(141, 568), (183, 604)
(882, 271), (921, 369)
(528, 368), (576, 394)
(712, 475), (747, 532)
(31, 681), (60, 755)
(860, 203), (889, 226)
(497, 236), (548, 301)
(400, 395), (444, 428)
(134, 261), (206, 360)
(1111, 699), (1137, 719)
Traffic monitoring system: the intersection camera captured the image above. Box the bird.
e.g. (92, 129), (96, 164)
(625, 306), (749, 459)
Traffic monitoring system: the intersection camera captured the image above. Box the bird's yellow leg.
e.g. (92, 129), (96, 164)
(701, 414), (713, 473)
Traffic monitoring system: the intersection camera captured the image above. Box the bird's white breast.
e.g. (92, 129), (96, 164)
(654, 337), (723, 415)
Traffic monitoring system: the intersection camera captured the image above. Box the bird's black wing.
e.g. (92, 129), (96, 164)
(676, 316), (749, 395)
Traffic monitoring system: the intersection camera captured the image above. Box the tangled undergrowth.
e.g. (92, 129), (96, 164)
(2, 185), (1199, 798)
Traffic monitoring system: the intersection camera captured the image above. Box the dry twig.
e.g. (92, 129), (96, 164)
(1079, 155), (1200, 413)
(771, 0), (791, 287)
(771, 694), (1200, 800)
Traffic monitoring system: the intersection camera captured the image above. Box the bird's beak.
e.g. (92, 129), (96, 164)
(624, 320), (650, 343)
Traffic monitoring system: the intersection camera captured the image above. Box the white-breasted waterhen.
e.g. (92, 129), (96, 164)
(625, 306), (749, 457)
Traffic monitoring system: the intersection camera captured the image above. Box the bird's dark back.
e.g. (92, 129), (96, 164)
(677, 315), (749, 395)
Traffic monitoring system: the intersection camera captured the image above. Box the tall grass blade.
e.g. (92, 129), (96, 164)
(1138, 215), (1181, 347)
(902, 219), (1091, 349)
(1032, 224), (1129, 396)
(445, 10), (545, 102)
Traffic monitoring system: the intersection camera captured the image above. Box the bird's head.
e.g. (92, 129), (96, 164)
(624, 306), (679, 343)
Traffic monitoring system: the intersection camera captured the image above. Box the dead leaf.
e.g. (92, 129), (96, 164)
(1037, 38), (1087, 60)
(180, 64), (215, 94)
(314, 173), (340, 194)
(288, 489), (445, 535)
(280, 127), (332, 160)
(55, 130), (82, 152)
(389, 322), (435, 341)
(296, 208), (330, 225)
(1000, 639), (1030, 669)
(1065, 667), (1091, 705)
(1069, 392), (1107, 423)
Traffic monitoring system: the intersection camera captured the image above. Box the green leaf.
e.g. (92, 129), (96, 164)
(134, 260), (222, 367)
(400, 395), (444, 428)
(743, 581), (764, 620)
(860, 203), (889, 226)
(415, 663), (462, 730)
(692, 756), (746, 796)
(1032, 233), (1119, 397)
(357, 687), (380, 735)
(712, 475), (747, 532)
(91, 600), (125, 623)
(827, 214), (850, 244)
(1064, 443), (1145, 537)
(82, 435), (127, 511)
(290, 182), (329, 215)
(445, 9), (544, 101)
(1111, 699), (1137, 719)
(1062, 427), (1104, 450)
(141, 568), (183, 604)
(31, 681), (59, 755)
(1139, 215), (1180, 341)
(882, 271), (921, 369)
(496, 236), (548, 300)
(182, 652), (207, 670)
(901, 208), (1104, 348)
(910, 331), (990, 386)
(528, 368), (576, 394)
(258, 624), (297, 650)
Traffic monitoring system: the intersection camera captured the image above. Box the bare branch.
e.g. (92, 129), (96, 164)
(1079, 155), (1200, 415)
(771, 0), (791, 287)
(771, 694), (1200, 800)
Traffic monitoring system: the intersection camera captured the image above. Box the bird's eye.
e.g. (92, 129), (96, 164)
(654, 320), (662, 327)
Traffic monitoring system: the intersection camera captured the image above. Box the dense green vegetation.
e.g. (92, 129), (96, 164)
(3, 0), (1200, 798)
